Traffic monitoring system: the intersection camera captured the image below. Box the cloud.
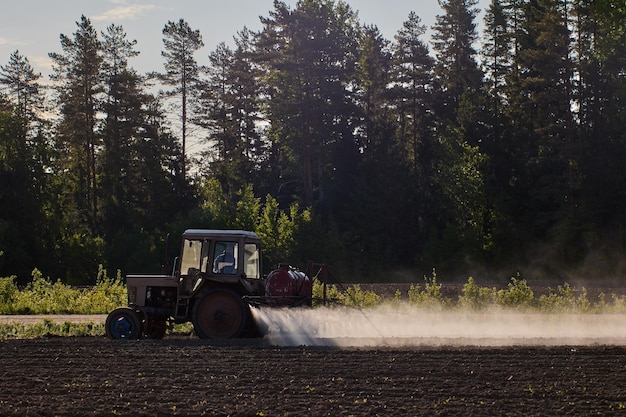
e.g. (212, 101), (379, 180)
(92, 3), (157, 22)
(31, 56), (54, 72)
(0, 36), (29, 47)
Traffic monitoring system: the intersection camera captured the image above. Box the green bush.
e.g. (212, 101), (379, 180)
(453, 277), (626, 313)
(390, 289), (403, 306)
(538, 283), (592, 313)
(0, 266), (126, 315)
(312, 279), (342, 306)
(458, 277), (497, 310)
(0, 276), (19, 314)
(608, 294), (626, 313)
(407, 270), (451, 309)
(5, 262), (626, 340)
(12, 269), (80, 314)
(74, 266), (126, 314)
(341, 284), (381, 308)
(312, 280), (381, 308)
(495, 276), (535, 310)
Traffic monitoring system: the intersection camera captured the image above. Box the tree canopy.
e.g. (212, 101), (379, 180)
(2, 0), (626, 284)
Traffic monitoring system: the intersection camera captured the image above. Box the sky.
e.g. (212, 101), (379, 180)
(0, 0), (490, 81)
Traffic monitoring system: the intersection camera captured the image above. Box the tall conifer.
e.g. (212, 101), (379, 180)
(49, 15), (103, 232)
(158, 19), (204, 180)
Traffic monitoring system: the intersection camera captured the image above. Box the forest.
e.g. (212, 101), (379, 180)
(1, 0), (625, 285)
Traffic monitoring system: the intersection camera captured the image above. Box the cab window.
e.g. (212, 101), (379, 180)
(180, 239), (203, 275)
(243, 243), (260, 279)
(213, 241), (238, 274)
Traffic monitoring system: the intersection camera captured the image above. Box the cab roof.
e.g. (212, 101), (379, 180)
(182, 229), (260, 241)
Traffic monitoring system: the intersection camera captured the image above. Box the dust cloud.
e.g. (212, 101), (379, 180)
(251, 305), (626, 347)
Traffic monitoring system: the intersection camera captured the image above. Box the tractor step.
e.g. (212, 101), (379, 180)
(175, 299), (190, 318)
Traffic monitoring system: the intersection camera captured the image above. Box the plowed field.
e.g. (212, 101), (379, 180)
(1, 336), (626, 416)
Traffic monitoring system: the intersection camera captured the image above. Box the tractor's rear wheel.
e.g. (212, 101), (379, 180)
(105, 307), (142, 339)
(192, 288), (250, 339)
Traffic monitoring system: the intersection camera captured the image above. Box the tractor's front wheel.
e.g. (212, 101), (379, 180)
(105, 307), (143, 339)
(192, 288), (250, 339)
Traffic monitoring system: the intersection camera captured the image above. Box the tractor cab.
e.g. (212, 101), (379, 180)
(176, 229), (262, 298)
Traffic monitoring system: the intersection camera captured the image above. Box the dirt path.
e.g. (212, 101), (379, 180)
(0, 315), (106, 324)
(0, 337), (625, 416)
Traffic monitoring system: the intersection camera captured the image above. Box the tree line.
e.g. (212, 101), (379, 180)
(1, 0), (625, 285)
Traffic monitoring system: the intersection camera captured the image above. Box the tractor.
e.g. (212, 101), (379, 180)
(105, 229), (316, 339)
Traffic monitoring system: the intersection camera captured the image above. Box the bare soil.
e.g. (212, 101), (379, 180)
(1, 336), (626, 416)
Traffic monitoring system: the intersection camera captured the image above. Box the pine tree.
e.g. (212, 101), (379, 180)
(482, 0), (514, 112)
(49, 15), (103, 232)
(350, 25), (414, 270)
(432, 0), (483, 114)
(134, 96), (190, 231)
(158, 19), (204, 180)
(255, 0), (360, 207)
(517, 0), (574, 217)
(428, 0), (489, 266)
(578, 0), (626, 260)
(0, 50), (50, 190)
(391, 11), (435, 177)
(357, 25), (393, 161)
(389, 12), (438, 265)
(231, 28), (263, 170)
(571, 0), (600, 132)
(0, 101), (48, 280)
(592, 0), (626, 139)
(198, 41), (237, 169)
(0, 50), (45, 130)
(196, 28), (261, 200)
(432, 0), (486, 161)
(99, 24), (145, 240)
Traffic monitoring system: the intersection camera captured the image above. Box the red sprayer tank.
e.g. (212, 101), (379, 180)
(265, 264), (312, 306)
